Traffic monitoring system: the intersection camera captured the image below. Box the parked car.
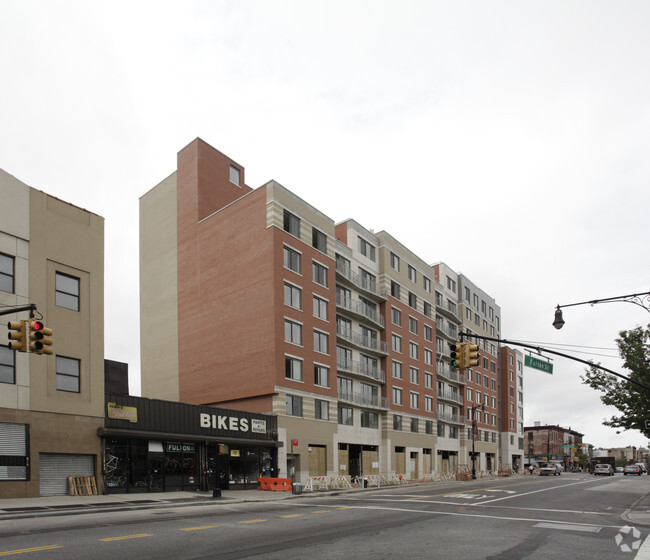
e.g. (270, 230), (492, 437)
(624, 465), (643, 476)
(594, 464), (615, 476)
(539, 462), (562, 476)
(616, 466), (624, 473)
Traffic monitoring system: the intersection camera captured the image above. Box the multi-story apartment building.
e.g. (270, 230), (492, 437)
(140, 138), (522, 484)
(0, 169), (105, 497)
(524, 423), (584, 469)
(499, 346), (524, 471)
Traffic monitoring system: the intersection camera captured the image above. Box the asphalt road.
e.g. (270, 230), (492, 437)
(1, 473), (648, 559)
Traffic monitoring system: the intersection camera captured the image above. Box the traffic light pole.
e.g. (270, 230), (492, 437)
(458, 332), (650, 392)
(0, 304), (37, 318)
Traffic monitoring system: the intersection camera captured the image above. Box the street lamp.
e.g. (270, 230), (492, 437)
(469, 403), (485, 480)
(553, 291), (650, 329)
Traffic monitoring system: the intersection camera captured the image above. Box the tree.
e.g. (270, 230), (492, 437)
(581, 325), (650, 438)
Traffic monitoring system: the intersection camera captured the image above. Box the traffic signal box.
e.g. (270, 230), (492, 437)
(465, 343), (479, 367)
(449, 342), (467, 368)
(29, 319), (54, 355)
(7, 320), (27, 352)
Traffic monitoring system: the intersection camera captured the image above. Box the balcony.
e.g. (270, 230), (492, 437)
(437, 366), (466, 385)
(337, 358), (386, 383)
(336, 324), (389, 355)
(437, 411), (466, 425)
(336, 293), (385, 329)
(437, 389), (464, 406)
(336, 260), (387, 300)
(338, 389), (390, 410)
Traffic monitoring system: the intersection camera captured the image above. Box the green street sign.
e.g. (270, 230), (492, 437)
(525, 355), (553, 374)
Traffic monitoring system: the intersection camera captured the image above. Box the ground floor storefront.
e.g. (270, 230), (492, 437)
(100, 394), (279, 493)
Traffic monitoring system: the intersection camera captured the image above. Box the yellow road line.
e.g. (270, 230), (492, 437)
(180, 525), (219, 531)
(240, 519), (266, 524)
(0, 545), (63, 556)
(280, 514), (303, 518)
(100, 534), (154, 542)
(311, 510), (330, 514)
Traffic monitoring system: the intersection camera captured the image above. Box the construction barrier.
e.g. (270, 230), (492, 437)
(68, 476), (98, 496)
(258, 478), (292, 491)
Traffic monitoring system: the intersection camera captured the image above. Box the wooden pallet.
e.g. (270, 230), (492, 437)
(68, 475), (98, 496)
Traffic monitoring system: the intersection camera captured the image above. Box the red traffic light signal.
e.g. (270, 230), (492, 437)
(29, 319), (53, 355)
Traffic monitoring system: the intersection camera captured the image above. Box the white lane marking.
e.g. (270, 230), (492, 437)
(534, 522), (601, 533)
(475, 478), (600, 505)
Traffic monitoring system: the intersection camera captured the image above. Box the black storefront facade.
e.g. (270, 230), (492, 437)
(99, 394), (280, 493)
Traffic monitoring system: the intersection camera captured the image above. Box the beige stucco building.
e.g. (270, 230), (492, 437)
(0, 169), (105, 497)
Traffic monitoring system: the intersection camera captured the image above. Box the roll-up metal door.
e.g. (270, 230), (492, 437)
(39, 453), (94, 496)
(0, 422), (28, 480)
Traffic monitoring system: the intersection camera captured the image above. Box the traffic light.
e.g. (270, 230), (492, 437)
(28, 319), (53, 355)
(449, 342), (460, 368)
(466, 343), (479, 367)
(450, 342), (467, 368)
(7, 320), (27, 352)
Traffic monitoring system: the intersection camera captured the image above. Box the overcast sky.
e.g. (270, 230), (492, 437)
(2, 1), (649, 449)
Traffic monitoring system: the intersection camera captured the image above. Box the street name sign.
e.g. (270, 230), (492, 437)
(525, 355), (553, 374)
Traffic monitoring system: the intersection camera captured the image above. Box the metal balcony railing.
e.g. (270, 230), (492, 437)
(336, 324), (388, 355)
(338, 389), (390, 409)
(437, 366), (466, 385)
(335, 260), (387, 300)
(437, 389), (464, 406)
(437, 412), (467, 425)
(336, 294), (385, 328)
(337, 359), (386, 383)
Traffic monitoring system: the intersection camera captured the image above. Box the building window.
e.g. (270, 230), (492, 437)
(358, 237), (376, 261)
(408, 265), (417, 283)
(424, 348), (433, 365)
(283, 246), (301, 274)
(423, 277), (431, 293)
(437, 423), (445, 437)
(229, 165), (240, 186)
(425, 396), (433, 412)
(410, 418), (419, 433)
(425, 371), (433, 389)
(424, 324), (433, 342)
(449, 426), (458, 439)
(409, 342), (418, 360)
(410, 392), (419, 409)
(56, 356), (80, 393)
(0, 422), (29, 480)
(425, 420), (433, 435)
(410, 367), (418, 384)
(286, 395), (303, 417)
(391, 307), (402, 326)
(338, 406), (353, 426)
(283, 210), (300, 238)
(284, 283), (302, 309)
(284, 319), (302, 346)
(393, 415), (402, 431)
(314, 364), (329, 387)
(312, 228), (327, 253)
(408, 292), (417, 309)
(446, 276), (456, 293)
(409, 317), (418, 335)
(423, 301), (432, 318)
(313, 261), (328, 287)
(392, 334), (402, 353)
(314, 330), (329, 354)
(0, 253), (14, 293)
(393, 387), (403, 405)
(285, 356), (303, 381)
(390, 252), (400, 271)
(315, 399), (329, 420)
(391, 281), (401, 299)
(55, 272), (80, 311)
(392, 360), (402, 379)
(0, 346), (15, 384)
(313, 296), (328, 320)
(361, 411), (378, 429)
